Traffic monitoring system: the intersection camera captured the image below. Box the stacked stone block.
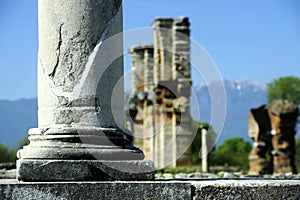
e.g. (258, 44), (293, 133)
(248, 100), (299, 175)
(128, 17), (193, 169)
(129, 45), (155, 162)
(267, 100), (298, 174)
(248, 105), (272, 175)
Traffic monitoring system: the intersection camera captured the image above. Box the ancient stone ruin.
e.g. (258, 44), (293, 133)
(248, 99), (299, 175)
(2, 1), (300, 199)
(127, 17), (193, 169)
(16, 0), (154, 181)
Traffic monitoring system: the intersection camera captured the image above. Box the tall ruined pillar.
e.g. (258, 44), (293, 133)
(17, 0), (154, 181)
(248, 106), (272, 175)
(152, 18), (174, 168)
(129, 45), (155, 162)
(172, 17), (193, 166)
(248, 100), (299, 175)
(128, 46), (146, 150)
(267, 100), (298, 174)
(152, 18), (174, 82)
(201, 128), (209, 172)
(142, 46), (155, 162)
(128, 17), (193, 169)
(172, 17), (191, 81)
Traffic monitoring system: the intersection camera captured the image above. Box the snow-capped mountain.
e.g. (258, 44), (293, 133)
(193, 79), (267, 145)
(0, 80), (280, 147)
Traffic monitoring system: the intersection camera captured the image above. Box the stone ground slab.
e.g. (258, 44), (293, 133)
(1, 179), (300, 199)
(17, 160), (154, 181)
(0, 180), (190, 200)
(191, 179), (300, 200)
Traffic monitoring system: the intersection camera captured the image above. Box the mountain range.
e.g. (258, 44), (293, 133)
(0, 98), (37, 147)
(0, 80), (286, 147)
(194, 80), (267, 145)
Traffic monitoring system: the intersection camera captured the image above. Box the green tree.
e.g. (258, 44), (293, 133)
(16, 137), (30, 150)
(0, 137), (30, 163)
(209, 138), (252, 169)
(0, 143), (16, 163)
(267, 76), (300, 104)
(190, 121), (202, 164)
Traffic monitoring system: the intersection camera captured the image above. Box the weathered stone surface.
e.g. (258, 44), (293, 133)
(18, 127), (144, 160)
(17, 160), (154, 181)
(248, 100), (299, 175)
(128, 17), (194, 169)
(248, 153), (270, 175)
(248, 105), (272, 175)
(0, 169), (16, 179)
(37, 0), (124, 128)
(192, 180), (300, 200)
(17, 0), (155, 181)
(0, 180), (191, 200)
(268, 100), (298, 174)
(2, 179), (300, 199)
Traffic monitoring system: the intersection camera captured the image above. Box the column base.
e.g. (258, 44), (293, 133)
(17, 126), (155, 181)
(17, 159), (155, 181)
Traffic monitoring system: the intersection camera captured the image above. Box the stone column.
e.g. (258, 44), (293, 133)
(267, 99), (298, 174)
(248, 106), (272, 175)
(129, 45), (155, 162)
(152, 18), (175, 168)
(142, 46), (155, 162)
(152, 18), (173, 168)
(17, 0), (154, 181)
(152, 18), (174, 81)
(201, 128), (208, 173)
(130, 46), (146, 94)
(172, 17), (191, 81)
(172, 17), (193, 167)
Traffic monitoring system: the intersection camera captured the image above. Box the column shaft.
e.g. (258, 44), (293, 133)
(17, 0), (154, 181)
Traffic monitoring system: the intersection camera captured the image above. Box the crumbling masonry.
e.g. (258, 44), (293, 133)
(127, 17), (193, 169)
(248, 99), (299, 175)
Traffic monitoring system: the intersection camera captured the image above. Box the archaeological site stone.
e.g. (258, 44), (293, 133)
(248, 99), (299, 175)
(5, 1), (300, 199)
(201, 127), (209, 173)
(248, 105), (272, 175)
(267, 99), (298, 174)
(128, 17), (194, 169)
(2, 179), (300, 199)
(17, 0), (154, 181)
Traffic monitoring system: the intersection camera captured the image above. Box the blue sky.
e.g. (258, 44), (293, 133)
(0, 0), (299, 100)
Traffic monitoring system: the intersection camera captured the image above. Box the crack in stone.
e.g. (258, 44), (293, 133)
(49, 23), (64, 78)
(41, 128), (50, 135)
(39, 55), (70, 98)
(38, 161), (52, 168)
(73, 18), (114, 98)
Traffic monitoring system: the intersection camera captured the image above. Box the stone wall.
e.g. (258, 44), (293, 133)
(248, 99), (299, 175)
(128, 17), (193, 169)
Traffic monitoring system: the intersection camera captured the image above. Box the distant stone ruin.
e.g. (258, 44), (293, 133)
(248, 99), (299, 175)
(3, 1), (300, 199)
(127, 17), (193, 169)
